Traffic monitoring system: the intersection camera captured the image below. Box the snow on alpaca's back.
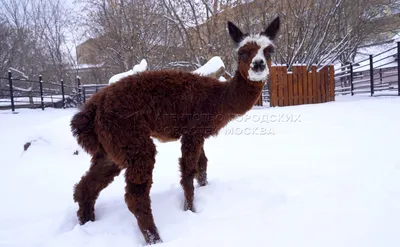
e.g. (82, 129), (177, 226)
(193, 56), (224, 76)
(109, 56), (227, 85)
(108, 59), (148, 84)
(193, 56), (226, 81)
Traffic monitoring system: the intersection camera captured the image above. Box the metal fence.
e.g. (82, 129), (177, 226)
(334, 42), (400, 97)
(0, 71), (81, 112)
(3, 42), (399, 112)
(81, 84), (108, 103)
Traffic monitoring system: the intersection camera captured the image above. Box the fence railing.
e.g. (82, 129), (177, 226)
(81, 84), (108, 103)
(5, 43), (397, 113)
(334, 42), (400, 97)
(0, 71), (81, 112)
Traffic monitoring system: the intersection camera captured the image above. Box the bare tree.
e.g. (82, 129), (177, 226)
(76, 0), (184, 78)
(335, 0), (400, 65)
(161, 0), (239, 70)
(75, 0), (400, 78)
(0, 18), (12, 76)
(0, 0), (73, 81)
(261, 0), (400, 68)
(30, 0), (72, 81)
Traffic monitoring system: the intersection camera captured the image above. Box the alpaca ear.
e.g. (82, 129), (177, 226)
(261, 16), (280, 40)
(228, 21), (244, 44)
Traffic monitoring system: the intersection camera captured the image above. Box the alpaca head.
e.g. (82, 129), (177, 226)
(228, 16), (280, 83)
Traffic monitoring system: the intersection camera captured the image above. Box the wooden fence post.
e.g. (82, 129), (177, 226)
(293, 66), (298, 105)
(324, 67), (328, 101)
(312, 66), (317, 103)
(287, 68), (293, 106)
(8, 70), (15, 112)
(302, 66), (308, 104)
(322, 67), (327, 102)
(287, 72), (293, 106)
(307, 68), (313, 103)
(297, 66), (303, 105)
(278, 66), (284, 106)
(319, 68), (323, 102)
(269, 66), (278, 107)
(330, 65), (335, 101)
(283, 66), (288, 106)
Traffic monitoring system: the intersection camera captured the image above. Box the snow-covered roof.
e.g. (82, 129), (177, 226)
(71, 62), (105, 70)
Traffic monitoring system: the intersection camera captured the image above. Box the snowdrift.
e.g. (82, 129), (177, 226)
(1, 96), (400, 247)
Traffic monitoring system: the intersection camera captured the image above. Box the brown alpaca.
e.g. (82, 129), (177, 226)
(70, 16), (280, 245)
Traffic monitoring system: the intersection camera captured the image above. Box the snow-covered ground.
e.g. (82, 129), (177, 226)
(0, 95), (64, 106)
(1, 95), (400, 247)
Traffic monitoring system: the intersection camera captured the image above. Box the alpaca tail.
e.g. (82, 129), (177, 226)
(70, 104), (100, 155)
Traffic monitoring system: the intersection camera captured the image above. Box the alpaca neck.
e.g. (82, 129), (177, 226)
(222, 71), (264, 115)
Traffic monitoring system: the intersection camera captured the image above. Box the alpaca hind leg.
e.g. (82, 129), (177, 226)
(195, 147), (208, 187)
(179, 135), (204, 212)
(73, 152), (121, 224)
(123, 137), (162, 245)
(99, 120), (161, 244)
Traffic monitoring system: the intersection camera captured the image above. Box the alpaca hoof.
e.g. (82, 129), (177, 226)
(196, 173), (208, 187)
(146, 238), (163, 245)
(79, 215), (94, 225)
(144, 229), (162, 245)
(78, 207), (95, 225)
(198, 180), (208, 187)
(183, 200), (196, 212)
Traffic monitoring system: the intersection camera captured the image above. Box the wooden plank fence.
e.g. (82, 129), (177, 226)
(268, 65), (335, 107)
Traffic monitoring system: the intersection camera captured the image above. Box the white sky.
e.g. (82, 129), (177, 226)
(63, 0), (87, 63)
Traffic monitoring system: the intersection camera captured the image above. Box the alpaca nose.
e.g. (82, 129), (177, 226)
(253, 59), (266, 71)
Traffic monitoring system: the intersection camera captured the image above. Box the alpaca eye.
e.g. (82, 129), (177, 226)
(264, 47), (273, 60)
(239, 51), (248, 60)
(265, 46), (274, 54)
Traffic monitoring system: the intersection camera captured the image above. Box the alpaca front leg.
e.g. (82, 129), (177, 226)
(196, 147), (208, 187)
(179, 135), (204, 212)
(123, 139), (162, 245)
(125, 178), (162, 245)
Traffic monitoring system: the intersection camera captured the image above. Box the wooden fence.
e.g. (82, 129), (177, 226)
(268, 65), (335, 107)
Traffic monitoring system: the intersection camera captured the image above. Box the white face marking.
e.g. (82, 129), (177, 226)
(238, 35), (274, 82)
(237, 34), (273, 50)
(248, 61), (269, 82)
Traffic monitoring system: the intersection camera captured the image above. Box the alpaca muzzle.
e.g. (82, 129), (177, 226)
(252, 59), (266, 72)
